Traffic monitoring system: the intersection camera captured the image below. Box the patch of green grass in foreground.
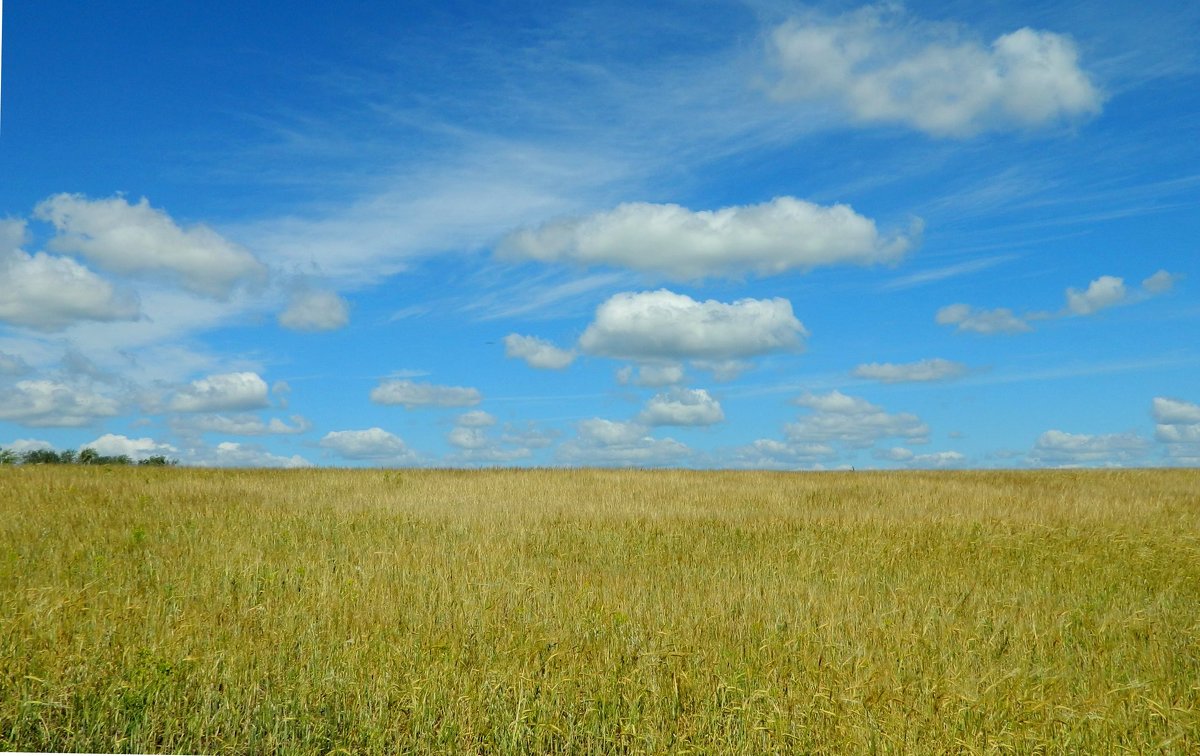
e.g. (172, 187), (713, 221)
(1, 467), (1198, 753)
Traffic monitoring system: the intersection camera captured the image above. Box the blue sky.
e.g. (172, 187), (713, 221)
(1, 0), (1197, 468)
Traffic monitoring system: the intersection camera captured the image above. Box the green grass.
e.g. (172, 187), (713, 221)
(2, 466), (1198, 753)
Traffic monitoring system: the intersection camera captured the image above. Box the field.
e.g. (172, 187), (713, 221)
(1, 466), (1198, 753)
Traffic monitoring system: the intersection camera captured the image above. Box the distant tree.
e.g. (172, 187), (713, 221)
(58, 449), (78, 464)
(21, 449), (63, 464)
(79, 448), (100, 465)
(0, 449), (16, 465)
(138, 455), (175, 466)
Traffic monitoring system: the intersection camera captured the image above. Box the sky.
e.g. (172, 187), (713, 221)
(0, 0), (1197, 469)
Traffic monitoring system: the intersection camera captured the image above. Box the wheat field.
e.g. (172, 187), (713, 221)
(1, 466), (1198, 753)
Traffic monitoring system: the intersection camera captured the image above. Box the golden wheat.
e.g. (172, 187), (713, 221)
(1, 466), (1198, 753)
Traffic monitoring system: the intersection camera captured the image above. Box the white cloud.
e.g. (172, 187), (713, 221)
(369, 379), (482, 409)
(638, 388), (724, 427)
(1153, 397), (1200, 464)
(853, 358), (968, 383)
(1066, 275), (1127, 315)
(169, 372), (270, 413)
(0, 380), (120, 427)
(84, 433), (177, 460)
(769, 7), (1103, 137)
(558, 418), (692, 467)
(34, 194), (267, 298)
(456, 410), (496, 428)
(447, 426), (488, 450)
(874, 447), (964, 467)
(787, 391), (929, 448)
(0, 219), (140, 331)
(616, 363), (685, 387)
(192, 441), (311, 468)
(1029, 430), (1148, 467)
(3, 438), (54, 453)
(278, 290), (350, 332)
(729, 438), (838, 469)
(1153, 397), (1200, 425)
(499, 197), (916, 280)
(579, 289), (806, 363)
(503, 334), (576, 370)
(175, 413), (311, 436)
(319, 427), (416, 462)
(936, 304), (1031, 335)
(1142, 269), (1179, 294)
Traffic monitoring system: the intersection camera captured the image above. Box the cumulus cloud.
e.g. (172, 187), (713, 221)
(499, 197), (916, 280)
(876, 447), (966, 468)
(445, 412), (538, 463)
(1065, 275), (1127, 315)
(34, 194), (267, 298)
(1142, 269), (1179, 295)
(637, 388), (724, 427)
(616, 363), (685, 387)
(456, 410), (496, 427)
(1153, 397), (1200, 464)
(175, 413), (311, 436)
(3, 438), (55, 453)
(1029, 430), (1148, 467)
(169, 372), (270, 413)
(503, 334), (576, 370)
(558, 418), (692, 467)
(278, 290), (350, 332)
(787, 391), (929, 448)
(729, 438), (838, 470)
(193, 441), (311, 468)
(319, 427), (416, 462)
(0, 219), (140, 331)
(369, 379), (482, 409)
(769, 6), (1103, 137)
(579, 290), (806, 364)
(936, 304), (1031, 335)
(853, 358), (968, 383)
(0, 380), (120, 427)
(84, 433), (177, 460)
(940, 270), (1180, 335)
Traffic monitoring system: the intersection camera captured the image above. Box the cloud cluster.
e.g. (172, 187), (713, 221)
(503, 334), (576, 370)
(579, 290), (806, 363)
(174, 413), (311, 436)
(170, 372), (271, 413)
(193, 441), (311, 468)
(938, 270), (1178, 335)
(769, 7), (1103, 137)
(499, 197), (915, 280)
(319, 427), (417, 462)
(84, 433), (178, 460)
(787, 391), (929, 448)
(853, 358), (968, 383)
(1028, 429), (1148, 467)
(935, 304), (1031, 335)
(1153, 397), (1200, 464)
(557, 418), (691, 466)
(278, 290), (350, 332)
(35, 194), (267, 298)
(446, 410), (538, 463)
(370, 379), (482, 408)
(0, 219), (140, 332)
(0, 380), (120, 427)
(637, 388), (724, 427)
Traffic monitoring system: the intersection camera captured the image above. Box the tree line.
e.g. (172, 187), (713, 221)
(0, 447), (177, 466)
